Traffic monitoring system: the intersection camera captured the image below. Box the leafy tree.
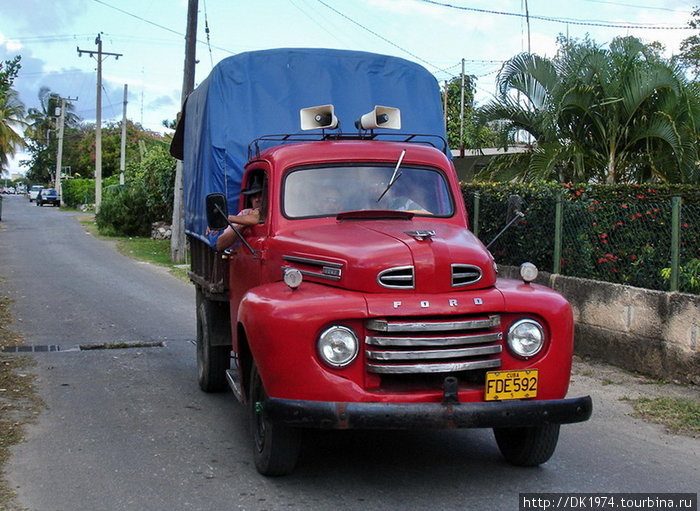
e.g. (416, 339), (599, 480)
(60, 120), (166, 180)
(479, 36), (700, 184)
(443, 75), (497, 150)
(679, 7), (700, 78)
(0, 56), (26, 174)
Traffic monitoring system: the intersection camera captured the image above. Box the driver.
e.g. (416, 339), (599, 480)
(214, 178), (264, 251)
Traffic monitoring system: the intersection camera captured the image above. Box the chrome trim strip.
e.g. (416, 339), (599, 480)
(366, 345), (502, 361)
(367, 358), (501, 374)
(283, 255), (343, 268)
(366, 332), (502, 346)
(366, 315), (501, 332)
(282, 255), (343, 281)
(297, 269), (342, 281)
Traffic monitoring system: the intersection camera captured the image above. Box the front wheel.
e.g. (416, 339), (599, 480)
(249, 362), (301, 476)
(196, 292), (230, 392)
(493, 423), (560, 466)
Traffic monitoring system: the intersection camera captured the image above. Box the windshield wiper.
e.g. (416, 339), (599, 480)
(377, 149), (406, 203)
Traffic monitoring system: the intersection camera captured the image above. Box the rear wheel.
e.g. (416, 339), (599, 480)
(493, 423), (560, 466)
(196, 291), (230, 392)
(249, 362), (301, 476)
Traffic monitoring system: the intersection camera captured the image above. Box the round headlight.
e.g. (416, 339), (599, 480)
(318, 325), (358, 367)
(507, 319), (545, 358)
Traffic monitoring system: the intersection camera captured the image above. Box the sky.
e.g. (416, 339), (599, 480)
(0, 0), (696, 176)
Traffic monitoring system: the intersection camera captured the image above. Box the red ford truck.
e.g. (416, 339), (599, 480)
(171, 48), (592, 476)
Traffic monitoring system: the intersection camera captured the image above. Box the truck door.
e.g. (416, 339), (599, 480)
(228, 169), (270, 347)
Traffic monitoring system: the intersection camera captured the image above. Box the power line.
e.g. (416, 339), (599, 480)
(417, 0), (693, 30)
(581, 0), (689, 13)
(202, 0), (214, 68)
(89, 0), (235, 55)
(314, 0), (449, 74)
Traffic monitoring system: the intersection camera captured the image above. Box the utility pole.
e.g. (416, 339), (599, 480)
(459, 58), (465, 158)
(54, 96), (78, 205)
(77, 34), (123, 212)
(171, 0), (199, 263)
(443, 80), (448, 134)
(120, 84), (128, 185)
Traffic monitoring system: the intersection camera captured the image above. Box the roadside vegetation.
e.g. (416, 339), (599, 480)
(629, 397), (700, 437)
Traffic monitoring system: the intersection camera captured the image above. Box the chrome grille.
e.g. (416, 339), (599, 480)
(452, 264), (482, 287)
(377, 266), (415, 289)
(365, 315), (502, 374)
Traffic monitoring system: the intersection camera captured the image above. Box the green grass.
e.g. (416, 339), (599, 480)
(628, 397), (700, 437)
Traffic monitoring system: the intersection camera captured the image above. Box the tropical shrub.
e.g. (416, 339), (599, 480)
(61, 179), (95, 207)
(95, 145), (176, 236)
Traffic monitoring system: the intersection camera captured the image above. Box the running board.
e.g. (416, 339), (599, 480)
(226, 369), (245, 403)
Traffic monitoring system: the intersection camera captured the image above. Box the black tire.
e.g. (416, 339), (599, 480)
(493, 423), (560, 466)
(196, 291), (230, 392)
(249, 362), (301, 476)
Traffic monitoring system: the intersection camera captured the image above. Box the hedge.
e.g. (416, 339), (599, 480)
(461, 182), (700, 294)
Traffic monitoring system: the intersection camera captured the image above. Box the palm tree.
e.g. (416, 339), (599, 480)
(479, 36), (700, 184)
(23, 87), (80, 183)
(0, 89), (26, 173)
(0, 57), (26, 173)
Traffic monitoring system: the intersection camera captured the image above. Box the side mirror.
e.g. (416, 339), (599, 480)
(206, 193), (228, 230)
(506, 194), (523, 223)
(486, 194), (526, 250)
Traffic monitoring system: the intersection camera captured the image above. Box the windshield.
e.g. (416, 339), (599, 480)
(283, 165), (453, 219)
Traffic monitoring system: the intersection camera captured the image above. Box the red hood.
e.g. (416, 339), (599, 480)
(269, 218), (497, 293)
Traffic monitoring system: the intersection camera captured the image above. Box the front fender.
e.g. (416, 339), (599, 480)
(238, 282), (369, 401)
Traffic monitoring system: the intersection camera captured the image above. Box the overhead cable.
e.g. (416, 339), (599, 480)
(417, 0), (692, 30)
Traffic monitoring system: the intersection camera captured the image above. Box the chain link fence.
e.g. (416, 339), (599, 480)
(468, 194), (700, 294)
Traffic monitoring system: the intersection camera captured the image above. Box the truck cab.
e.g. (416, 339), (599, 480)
(193, 135), (591, 476)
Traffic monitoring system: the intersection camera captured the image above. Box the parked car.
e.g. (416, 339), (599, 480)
(28, 185), (44, 202)
(36, 188), (60, 207)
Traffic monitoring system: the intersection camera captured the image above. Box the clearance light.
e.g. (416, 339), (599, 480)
(520, 262), (538, 283)
(283, 268), (303, 289)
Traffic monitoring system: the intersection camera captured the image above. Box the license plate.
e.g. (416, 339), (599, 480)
(484, 369), (538, 401)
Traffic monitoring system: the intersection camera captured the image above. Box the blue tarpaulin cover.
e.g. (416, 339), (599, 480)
(177, 48), (447, 243)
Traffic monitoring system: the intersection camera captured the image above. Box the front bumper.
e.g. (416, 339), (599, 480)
(262, 395), (592, 430)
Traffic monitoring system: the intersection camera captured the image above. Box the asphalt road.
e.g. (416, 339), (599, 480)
(0, 194), (697, 511)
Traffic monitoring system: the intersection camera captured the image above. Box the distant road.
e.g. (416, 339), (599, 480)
(0, 194), (697, 511)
